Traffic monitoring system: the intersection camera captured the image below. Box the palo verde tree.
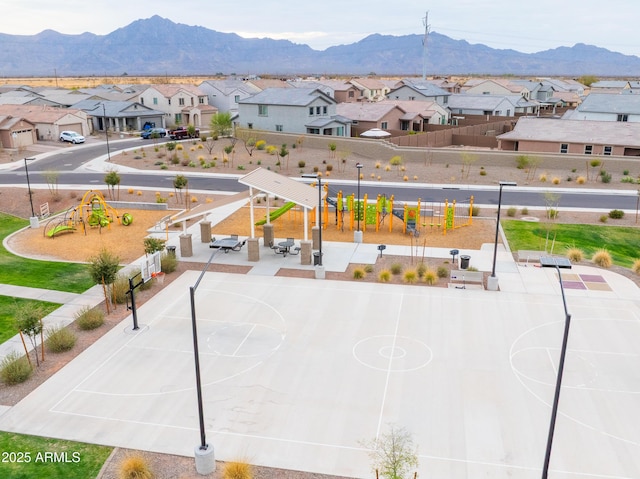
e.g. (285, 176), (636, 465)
(88, 248), (120, 314)
(362, 425), (419, 479)
(104, 170), (121, 200)
(14, 302), (47, 367)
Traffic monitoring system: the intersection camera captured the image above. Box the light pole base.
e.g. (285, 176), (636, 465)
(194, 444), (216, 475)
(29, 216), (39, 229)
(487, 275), (499, 291)
(354, 230), (363, 243)
(315, 265), (326, 279)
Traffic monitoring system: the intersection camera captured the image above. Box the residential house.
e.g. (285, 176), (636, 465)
(0, 116), (36, 149)
(497, 116), (640, 156)
(316, 80), (363, 103)
(237, 88), (351, 136)
(562, 93), (640, 122)
(348, 78), (391, 102)
(383, 100), (449, 129)
(198, 79), (260, 115)
(137, 84), (213, 128)
(244, 78), (293, 91)
(336, 102), (406, 133)
(463, 79), (528, 97)
(386, 79), (451, 107)
(447, 94), (519, 117)
(0, 104), (90, 140)
(589, 80), (632, 93)
(72, 100), (165, 133)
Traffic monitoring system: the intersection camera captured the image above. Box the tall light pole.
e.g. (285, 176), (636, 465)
(102, 103), (111, 162)
(488, 181), (516, 291)
(539, 257), (572, 479)
(355, 163), (363, 243)
(23, 157), (39, 228)
(302, 173), (322, 267)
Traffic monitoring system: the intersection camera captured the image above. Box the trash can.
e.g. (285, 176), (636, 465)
(460, 255), (470, 270)
(313, 252), (322, 265)
(166, 245), (176, 257)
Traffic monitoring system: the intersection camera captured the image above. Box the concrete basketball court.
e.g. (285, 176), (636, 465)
(1, 268), (640, 478)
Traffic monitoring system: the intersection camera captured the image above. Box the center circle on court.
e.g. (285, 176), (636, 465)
(353, 335), (433, 372)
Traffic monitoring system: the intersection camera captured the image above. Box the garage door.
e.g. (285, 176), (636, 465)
(62, 123), (83, 135)
(11, 129), (34, 148)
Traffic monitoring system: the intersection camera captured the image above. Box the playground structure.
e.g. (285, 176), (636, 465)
(44, 190), (132, 238)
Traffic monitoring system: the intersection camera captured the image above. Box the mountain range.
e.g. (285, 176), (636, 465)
(2, 15), (640, 77)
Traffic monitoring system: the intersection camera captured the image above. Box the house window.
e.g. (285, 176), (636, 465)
(584, 145), (593, 155)
(409, 96), (415, 101)
(322, 106), (327, 115)
(604, 146), (613, 155)
(276, 124), (283, 132)
(190, 98), (194, 106)
(309, 107), (314, 116)
(560, 143), (568, 154)
(336, 126), (344, 136)
(168, 99), (171, 105)
(316, 106), (321, 115)
(153, 97), (158, 105)
(175, 114), (182, 124)
(179, 98), (185, 106)
(308, 128), (320, 135)
(617, 114), (628, 122)
(234, 95), (240, 103)
(140, 98), (144, 105)
(199, 97), (204, 104)
(258, 105), (268, 116)
(352, 120), (358, 125)
(381, 122), (388, 129)
(348, 91), (354, 98)
(323, 128), (332, 135)
(247, 123), (253, 129)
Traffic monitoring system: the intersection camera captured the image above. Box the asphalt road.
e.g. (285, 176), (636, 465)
(2, 141), (639, 211)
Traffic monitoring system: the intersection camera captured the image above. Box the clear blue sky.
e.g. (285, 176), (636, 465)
(3, 0), (639, 56)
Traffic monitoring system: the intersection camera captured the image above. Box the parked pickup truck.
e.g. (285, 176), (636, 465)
(168, 126), (200, 140)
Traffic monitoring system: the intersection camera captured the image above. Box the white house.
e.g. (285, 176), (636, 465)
(237, 88), (351, 136)
(198, 79), (260, 114)
(137, 84), (212, 128)
(562, 93), (640, 122)
(386, 79), (451, 107)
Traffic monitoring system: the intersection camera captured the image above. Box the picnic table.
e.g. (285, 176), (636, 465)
(270, 238), (300, 257)
(210, 236), (243, 253)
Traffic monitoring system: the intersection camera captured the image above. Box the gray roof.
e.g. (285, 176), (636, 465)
(72, 100), (164, 117)
(447, 94), (517, 109)
(389, 80), (450, 98)
(336, 102), (399, 121)
(575, 93), (640, 114)
(239, 87), (335, 106)
(497, 117), (640, 147)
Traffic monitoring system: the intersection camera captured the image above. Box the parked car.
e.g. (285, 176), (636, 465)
(59, 131), (85, 144)
(168, 126), (200, 140)
(141, 128), (167, 139)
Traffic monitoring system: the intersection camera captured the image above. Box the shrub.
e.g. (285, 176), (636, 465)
(547, 208), (559, 219)
(506, 206), (517, 217)
(353, 268), (366, 279)
(552, 177), (561, 185)
(326, 164), (333, 172)
(390, 263), (403, 275)
(75, 306), (105, 331)
(539, 173), (547, 182)
(223, 460), (253, 479)
(599, 215), (608, 223)
(566, 247), (584, 263)
(479, 169), (487, 176)
(609, 209), (624, 219)
(112, 274), (130, 304)
(592, 249), (612, 268)
(423, 269), (437, 285)
(416, 263), (427, 278)
(364, 264), (374, 273)
(437, 266), (449, 278)
(632, 259), (640, 275)
(521, 207), (529, 215)
(118, 454), (153, 479)
(298, 160), (306, 168)
(0, 352), (33, 385)
(45, 326), (77, 353)
(623, 169), (630, 176)
(403, 270), (418, 284)
(576, 176), (586, 184)
(471, 206), (480, 217)
(161, 253), (178, 273)
(378, 270), (391, 282)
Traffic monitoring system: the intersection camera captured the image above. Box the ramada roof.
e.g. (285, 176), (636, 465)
(498, 117), (640, 147)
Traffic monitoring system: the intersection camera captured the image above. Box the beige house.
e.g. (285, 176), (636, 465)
(348, 78), (391, 102)
(0, 116), (36, 149)
(137, 84), (214, 128)
(0, 104), (90, 142)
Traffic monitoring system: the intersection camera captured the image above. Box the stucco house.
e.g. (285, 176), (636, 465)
(137, 84), (212, 128)
(316, 80), (362, 103)
(447, 94), (520, 117)
(198, 79), (261, 114)
(0, 104), (90, 140)
(72, 100), (165, 133)
(336, 102), (405, 132)
(497, 116), (640, 156)
(0, 116), (36, 149)
(237, 88), (351, 136)
(348, 78), (390, 102)
(562, 93), (640, 122)
(386, 79), (451, 107)
(589, 80), (632, 93)
(463, 79), (527, 97)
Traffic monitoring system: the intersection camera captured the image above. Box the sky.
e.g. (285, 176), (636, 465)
(2, 0), (639, 57)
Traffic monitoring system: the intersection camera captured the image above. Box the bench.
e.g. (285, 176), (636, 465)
(448, 270), (484, 290)
(516, 250), (545, 265)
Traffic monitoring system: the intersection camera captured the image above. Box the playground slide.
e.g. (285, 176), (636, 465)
(47, 225), (75, 237)
(255, 202), (296, 226)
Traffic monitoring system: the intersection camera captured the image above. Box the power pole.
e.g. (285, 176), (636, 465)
(422, 11), (430, 80)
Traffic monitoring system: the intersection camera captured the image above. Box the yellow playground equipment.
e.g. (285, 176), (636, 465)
(45, 190), (133, 238)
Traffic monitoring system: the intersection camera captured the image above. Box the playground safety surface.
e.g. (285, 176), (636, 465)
(1, 268), (639, 478)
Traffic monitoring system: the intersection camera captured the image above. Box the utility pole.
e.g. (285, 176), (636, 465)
(422, 11), (430, 80)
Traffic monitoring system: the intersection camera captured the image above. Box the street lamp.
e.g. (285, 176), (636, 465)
(302, 174), (322, 267)
(488, 181), (516, 291)
(102, 104), (111, 162)
(539, 256), (572, 479)
(24, 157), (38, 227)
(355, 163), (363, 243)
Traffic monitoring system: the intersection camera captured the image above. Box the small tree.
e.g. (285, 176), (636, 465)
(210, 112), (233, 138)
(43, 170), (60, 199)
(173, 174), (188, 202)
(363, 425), (419, 479)
(328, 142), (337, 160)
(104, 170), (121, 200)
(186, 124), (197, 138)
(88, 248), (120, 314)
(460, 152), (478, 179)
(143, 237), (166, 255)
(278, 144), (290, 170)
(224, 145), (235, 168)
(14, 303), (47, 367)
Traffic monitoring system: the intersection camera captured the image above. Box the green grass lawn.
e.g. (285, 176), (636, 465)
(0, 213), (94, 293)
(0, 431), (112, 479)
(502, 220), (640, 268)
(0, 296), (61, 344)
